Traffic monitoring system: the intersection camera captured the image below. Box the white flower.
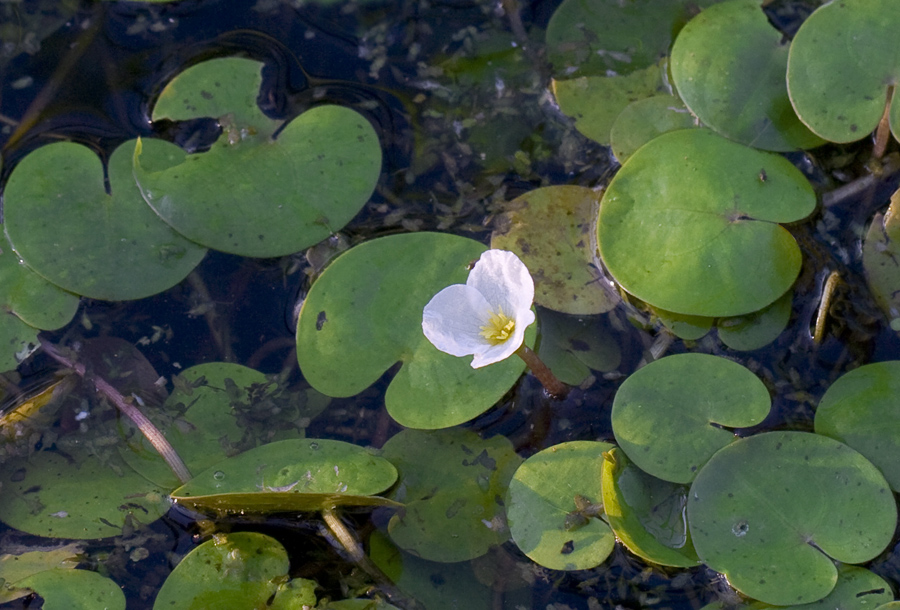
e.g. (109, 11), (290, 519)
(422, 249), (536, 368)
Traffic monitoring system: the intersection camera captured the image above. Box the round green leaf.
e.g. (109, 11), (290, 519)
(296, 233), (532, 430)
(610, 95), (698, 163)
(598, 128), (816, 317)
(17, 569), (125, 610)
(688, 431), (897, 605)
(545, 0), (720, 77)
(382, 428), (522, 563)
(491, 185), (619, 315)
(612, 353), (770, 483)
(551, 64), (666, 147)
(3, 140), (206, 301)
(0, 450), (169, 539)
(815, 361), (900, 492)
(120, 362), (269, 490)
(172, 438), (397, 511)
(506, 441), (615, 570)
(600, 448), (700, 568)
(152, 532), (289, 610)
(787, 0), (900, 144)
(670, 0), (824, 151)
(134, 57), (381, 257)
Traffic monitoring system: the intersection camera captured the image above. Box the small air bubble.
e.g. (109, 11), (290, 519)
(732, 520), (749, 537)
(213, 471), (225, 480)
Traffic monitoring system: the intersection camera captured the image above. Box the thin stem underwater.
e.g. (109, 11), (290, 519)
(39, 337), (193, 485)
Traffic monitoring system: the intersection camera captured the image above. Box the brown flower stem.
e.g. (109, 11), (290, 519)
(873, 85), (894, 160)
(39, 337), (192, 485)
(515, 345), (569, 399)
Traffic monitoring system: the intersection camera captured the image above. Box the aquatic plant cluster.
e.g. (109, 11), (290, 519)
(2, 0), (900, 608)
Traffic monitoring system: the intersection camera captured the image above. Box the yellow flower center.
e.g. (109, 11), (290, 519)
(480, 307), (515, 345)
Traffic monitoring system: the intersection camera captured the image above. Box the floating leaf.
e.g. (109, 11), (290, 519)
(15, 569), (125, 610)
(382, 428), (521, 563)
(296, 233), (532, 430)
(506, 441), (615, 570)
(0, 544), (82, 603)
(610, 95), (698, 163)
(551, 64), (666, 147)
(717, 289), (792, 351)
(655, 289), (791, 349)
(702, 565), (893, 610)
(600, 448), (699, 568)
(3, 140), (206, 301)
(670, 0), (824, 151)
(491, 185), (618, 315)
(815, 361), (900, 492)
(0, 228), (78, 371)
(536, 309), (621, 386)
(134, 57), (381, 257)
(172, 438), (397, 513)
(545, 0), (718, 77)
(368, 531), (494, 610)
(787, 0), (900, 144)
(612, 353), (770, 484)
(598, 129), (816, 317)
(152, 532), (294, 610)
(688, 431), (897, 605)
(655, 308), (713, 341)
(120, 362), (269, 490)
(0, 450), (169, 539)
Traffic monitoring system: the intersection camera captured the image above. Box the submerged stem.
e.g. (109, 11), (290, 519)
(515, 345), (569, 399)
(39, 338), (192, 485)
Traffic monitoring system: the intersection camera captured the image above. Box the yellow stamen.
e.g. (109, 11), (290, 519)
(480, 307), (515, 345)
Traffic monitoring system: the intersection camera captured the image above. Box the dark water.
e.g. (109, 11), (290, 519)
(3, 0), (900, 608)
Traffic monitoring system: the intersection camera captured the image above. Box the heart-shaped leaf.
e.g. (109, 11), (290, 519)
(612, 353), (770, 484)
(134, 57), (381, 257)
(688, 431), (897, 605)
(598, 129), (816, 317)
(506, 440), (615, 570)
(3, 140), (206, 300)
(296, 233), (532, 430)
(815, 361), (900, 492)
(670, 0), (824, 151)
(787, 0), (900, 144)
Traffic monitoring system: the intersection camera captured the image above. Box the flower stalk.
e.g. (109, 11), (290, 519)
(516, 345), (569, 399)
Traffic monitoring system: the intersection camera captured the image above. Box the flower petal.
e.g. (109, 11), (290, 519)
(467, 249), (535, 320)
(422, 284), (493, 357)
